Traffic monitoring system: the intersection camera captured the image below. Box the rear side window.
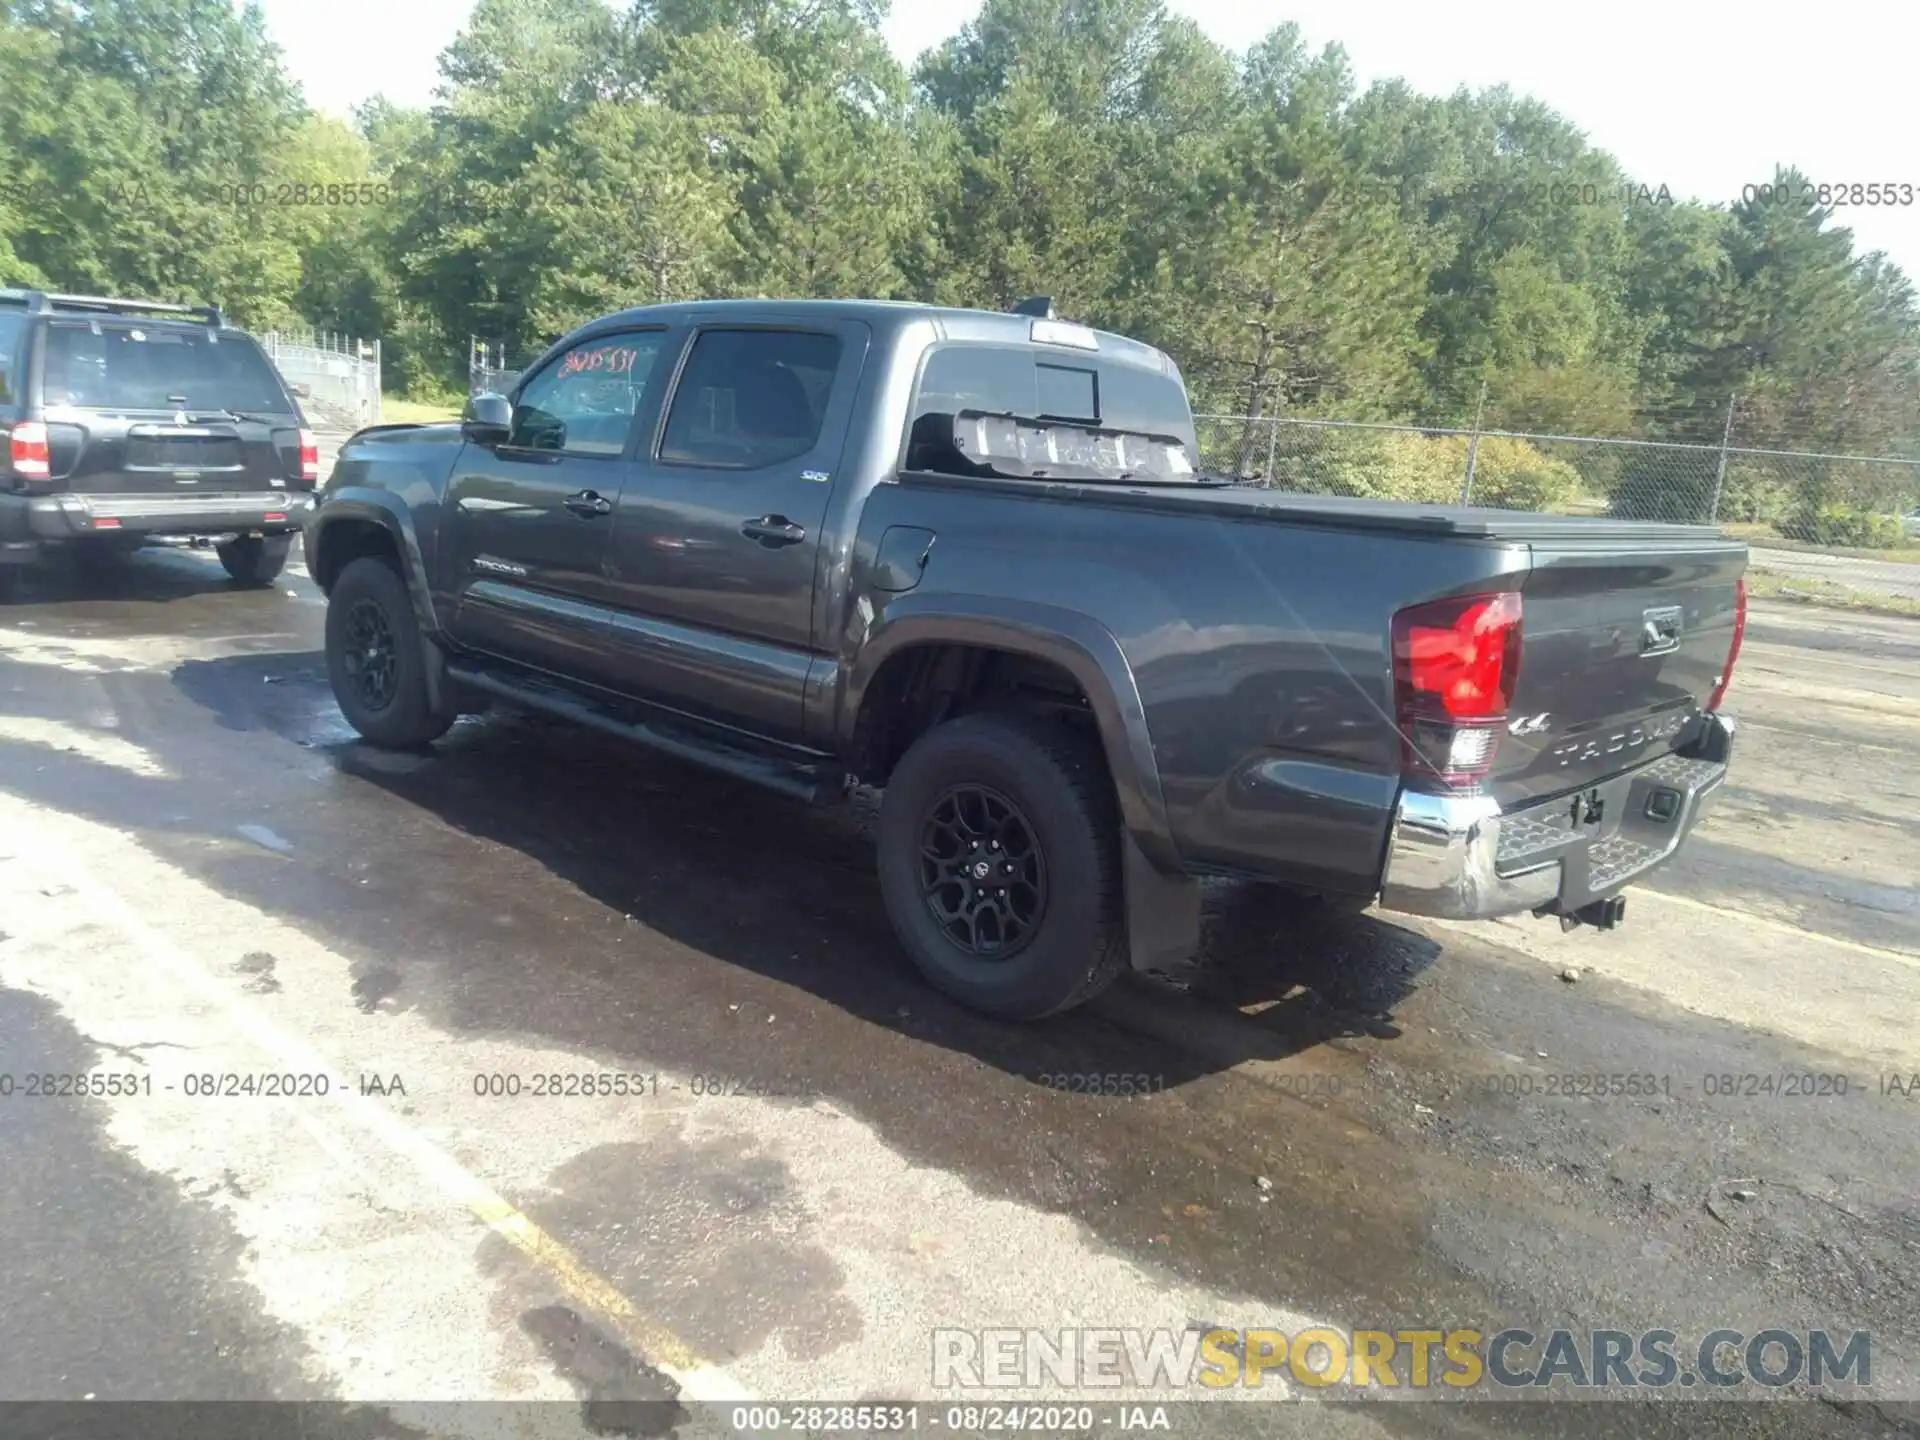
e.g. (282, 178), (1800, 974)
(660, 329), (841, 469)
(42, 323), (290, 413)
(0, 311), (22, 406)
(912, 345), (1044, 427)
(906, 343), (1193, 475)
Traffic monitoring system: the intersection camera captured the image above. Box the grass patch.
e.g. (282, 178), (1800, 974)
(1745, 569), (1920, 618)
(1547, 493), (1609, 516)
(380, 396), (462, 425)
(1722, 522), (1920, 565)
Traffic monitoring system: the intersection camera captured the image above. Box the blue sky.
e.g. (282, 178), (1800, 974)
(255, 0), (1920, 282)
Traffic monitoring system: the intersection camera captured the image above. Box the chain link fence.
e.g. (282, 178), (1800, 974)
(469, 337), (523, 398)
(259, 329), (382, 430)
(444, 330), (1920, 550)
(1194, 414), (1920, 549)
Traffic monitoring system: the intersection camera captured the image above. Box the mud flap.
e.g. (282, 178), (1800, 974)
(421, 632), (452, 719)
(1123, 831), (1201, 971)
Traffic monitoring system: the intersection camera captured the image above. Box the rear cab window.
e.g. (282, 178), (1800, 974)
(905, 342), (1198, 481)
(42, 322), (292, 414)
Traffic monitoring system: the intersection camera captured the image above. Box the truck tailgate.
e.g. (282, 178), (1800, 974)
(1494, 536), (1746, 805)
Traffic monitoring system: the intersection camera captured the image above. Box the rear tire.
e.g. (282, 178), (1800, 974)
(324, 556), (454, 748)
(876, 711), (1126, 1020)
(218, 534), (292, 586)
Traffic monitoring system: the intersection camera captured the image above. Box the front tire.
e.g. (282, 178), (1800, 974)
(877, 712), (1126, 1019)
(217, 534), (292, 586)
(324, 556), (454, 748)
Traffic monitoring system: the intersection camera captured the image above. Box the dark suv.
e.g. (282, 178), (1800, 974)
(0, 290), (317, 586)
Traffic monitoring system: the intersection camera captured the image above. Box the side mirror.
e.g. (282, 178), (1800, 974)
(461, 391), (513, 445)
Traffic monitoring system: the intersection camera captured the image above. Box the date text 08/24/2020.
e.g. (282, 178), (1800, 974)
(4, 1072), (1917, 1100)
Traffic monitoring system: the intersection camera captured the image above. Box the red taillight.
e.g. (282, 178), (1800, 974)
(9, 421), (51, 480)
(1706, 577), (1746, 713)
(1392, 591), (1523, 787)
(298, 428), (319, 486)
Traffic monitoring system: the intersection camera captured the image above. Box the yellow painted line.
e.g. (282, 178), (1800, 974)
(24, 822), (749, 1403)
(1632, 888), (1920, 970)
(467, 1198), (712, 1377)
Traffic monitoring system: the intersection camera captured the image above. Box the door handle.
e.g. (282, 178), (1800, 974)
(740, 515), (807, 548)
(563, 489), (613, 518)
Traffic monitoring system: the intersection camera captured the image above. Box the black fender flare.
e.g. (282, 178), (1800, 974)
(842, 593), (1199, 970)
(305, 491), (453, 714)
(306, 490), (441, 634)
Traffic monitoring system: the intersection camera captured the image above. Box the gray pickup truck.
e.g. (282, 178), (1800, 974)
(307, 299), (1745, 1019)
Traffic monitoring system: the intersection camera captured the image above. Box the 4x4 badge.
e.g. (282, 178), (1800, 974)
(1508, 712), (1552, 736)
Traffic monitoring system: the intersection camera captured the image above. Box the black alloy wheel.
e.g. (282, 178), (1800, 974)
(340, 596), (399, 713)
(323, 556), (456, 748)
(917, 783), (1049, 958)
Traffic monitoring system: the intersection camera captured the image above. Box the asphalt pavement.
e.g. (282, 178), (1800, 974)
(0, 530), (1916, 1440)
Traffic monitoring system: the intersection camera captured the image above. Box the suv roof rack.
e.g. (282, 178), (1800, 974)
(0, 288), (226, 327)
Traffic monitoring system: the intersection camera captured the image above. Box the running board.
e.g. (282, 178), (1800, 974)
(446, 660), (846, 806)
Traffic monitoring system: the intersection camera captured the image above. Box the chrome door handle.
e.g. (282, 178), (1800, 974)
(563, 490), (613, 518)
(740, 515), (807, 547)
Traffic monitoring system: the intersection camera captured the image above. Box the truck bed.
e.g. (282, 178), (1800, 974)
(895, 469), (1738, 547)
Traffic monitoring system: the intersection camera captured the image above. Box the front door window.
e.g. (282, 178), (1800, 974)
(510, 333), (670, 456)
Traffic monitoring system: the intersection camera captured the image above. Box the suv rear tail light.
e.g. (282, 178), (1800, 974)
(1706, 577), (1746, 713)
(1391, 591), (1523, 787)
(298, 428), (319, 486)
(9, 421), (51, 480)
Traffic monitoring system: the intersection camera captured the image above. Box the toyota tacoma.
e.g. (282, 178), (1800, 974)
(305, 298), (1745, 1018)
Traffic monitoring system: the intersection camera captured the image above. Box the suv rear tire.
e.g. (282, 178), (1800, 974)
(218, 535), (292, 586)
(876, 711), (1127, 1019)
(324, 556), (454, 748)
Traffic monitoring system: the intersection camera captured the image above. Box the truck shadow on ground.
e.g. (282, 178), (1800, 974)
(168, 648), (1441, 1092)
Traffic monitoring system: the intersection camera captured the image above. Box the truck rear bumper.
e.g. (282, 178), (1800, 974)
(0, 491), (313, 551)
(1379, 713), (1733, 921)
